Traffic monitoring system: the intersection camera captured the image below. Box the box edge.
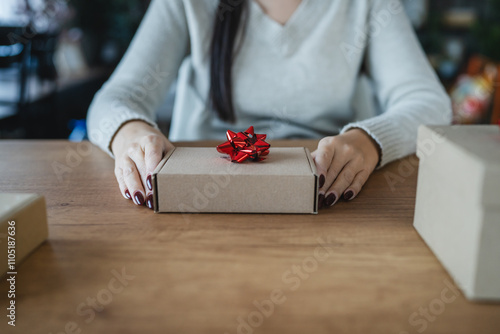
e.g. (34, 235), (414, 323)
(304, 147), (319, 214)
(152, 148), (176, 213)
(0, 194), (48, 278)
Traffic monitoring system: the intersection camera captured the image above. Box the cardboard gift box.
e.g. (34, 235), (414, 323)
(413, 125), (500, 301)
(153, 147), (319, 214)
(1, 193), (48, 277)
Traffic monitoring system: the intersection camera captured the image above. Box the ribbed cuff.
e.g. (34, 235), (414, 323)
(340, 113), (404, 168)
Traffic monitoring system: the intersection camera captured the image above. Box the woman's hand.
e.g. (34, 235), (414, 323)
(111, 121), (174, 209)
(311, 129), (381, 209)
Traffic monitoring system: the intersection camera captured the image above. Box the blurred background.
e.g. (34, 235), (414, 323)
(0, 0), (499, 141)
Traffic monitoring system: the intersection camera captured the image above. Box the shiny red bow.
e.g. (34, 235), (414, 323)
(216, 126), (271, 163)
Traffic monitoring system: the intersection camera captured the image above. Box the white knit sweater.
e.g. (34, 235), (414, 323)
(87, 0), (452, 167)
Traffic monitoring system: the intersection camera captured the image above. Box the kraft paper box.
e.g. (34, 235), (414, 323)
(413, 125), (500, 301)
(153, 147), (319, 214)
(1, 193), (48, 277)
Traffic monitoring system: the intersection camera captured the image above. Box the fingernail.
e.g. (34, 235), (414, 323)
(125, 189), (131, 199)
(133, 191), (145, 206)
(318, 193), (325, 209)
(319, 174), (325, 188)
(146, 194), (154, 210)
(344, 190), (354, 201)
(146, 175), (153, 191)
(325, 193), (337, 207)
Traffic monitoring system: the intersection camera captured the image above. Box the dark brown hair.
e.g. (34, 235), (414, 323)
(209, 0), (249, 123)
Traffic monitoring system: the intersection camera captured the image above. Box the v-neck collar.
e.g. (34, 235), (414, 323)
(248, 0), (329, 57)
(250, 0), (310, 29)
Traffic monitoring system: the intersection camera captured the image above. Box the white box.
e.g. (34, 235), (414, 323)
(413, 125), (500, 301)
(1, 193), (48, 277)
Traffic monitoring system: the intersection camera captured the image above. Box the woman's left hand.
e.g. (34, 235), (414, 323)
(311, 129), (381, 209)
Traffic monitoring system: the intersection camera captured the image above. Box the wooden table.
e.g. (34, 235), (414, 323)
(1, 140), (499, 334)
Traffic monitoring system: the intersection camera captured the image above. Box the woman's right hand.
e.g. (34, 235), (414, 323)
(111, 120), (174, 209)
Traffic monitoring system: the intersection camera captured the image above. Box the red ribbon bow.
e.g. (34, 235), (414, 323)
(216, 126), (271, 163)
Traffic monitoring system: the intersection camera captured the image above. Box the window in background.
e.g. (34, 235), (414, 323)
(0, 0), (28, 27)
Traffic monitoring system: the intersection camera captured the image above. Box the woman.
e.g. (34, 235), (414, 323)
(87, 0), (451, 210)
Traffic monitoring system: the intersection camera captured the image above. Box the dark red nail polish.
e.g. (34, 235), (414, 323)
(146, 175), (153, 191)
(319, 174), (325, 188)
(318, 193), (325, 209)
(344, 190), (354, 201)
(125, 189), (131, 199)
(134, 192), (145, 206)
(146, 194), (154, 210)
(325, 193), (336, 207)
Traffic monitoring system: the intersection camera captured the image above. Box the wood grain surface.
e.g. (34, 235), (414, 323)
(0, 140), (499, 334)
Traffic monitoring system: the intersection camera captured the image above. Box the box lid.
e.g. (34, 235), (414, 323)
(417, 125), (500, 207)
(156, 147), (316, 176)
(430, 125), (500, 165)
(0, 193), (41, 221)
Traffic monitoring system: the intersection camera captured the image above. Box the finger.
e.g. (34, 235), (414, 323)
(312, 148), (331, 210)
(143, 143), (164, 210)
(311, 150), (324, 209)
(142, 136), (166, 192)
(323, 151), (349, 194)
(324, 162), (358, 207)
(312, 138), (335, 192)
(120, 155), (146, 206)
(343, 169), (371, 201)
(319, 156), (347, 209)
(129, 144), (156, 209)
(114, 162), (132, 200)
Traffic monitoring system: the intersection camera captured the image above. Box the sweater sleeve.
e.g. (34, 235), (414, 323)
(86, 0), (189, 157)
(340, 0), (452, 168)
